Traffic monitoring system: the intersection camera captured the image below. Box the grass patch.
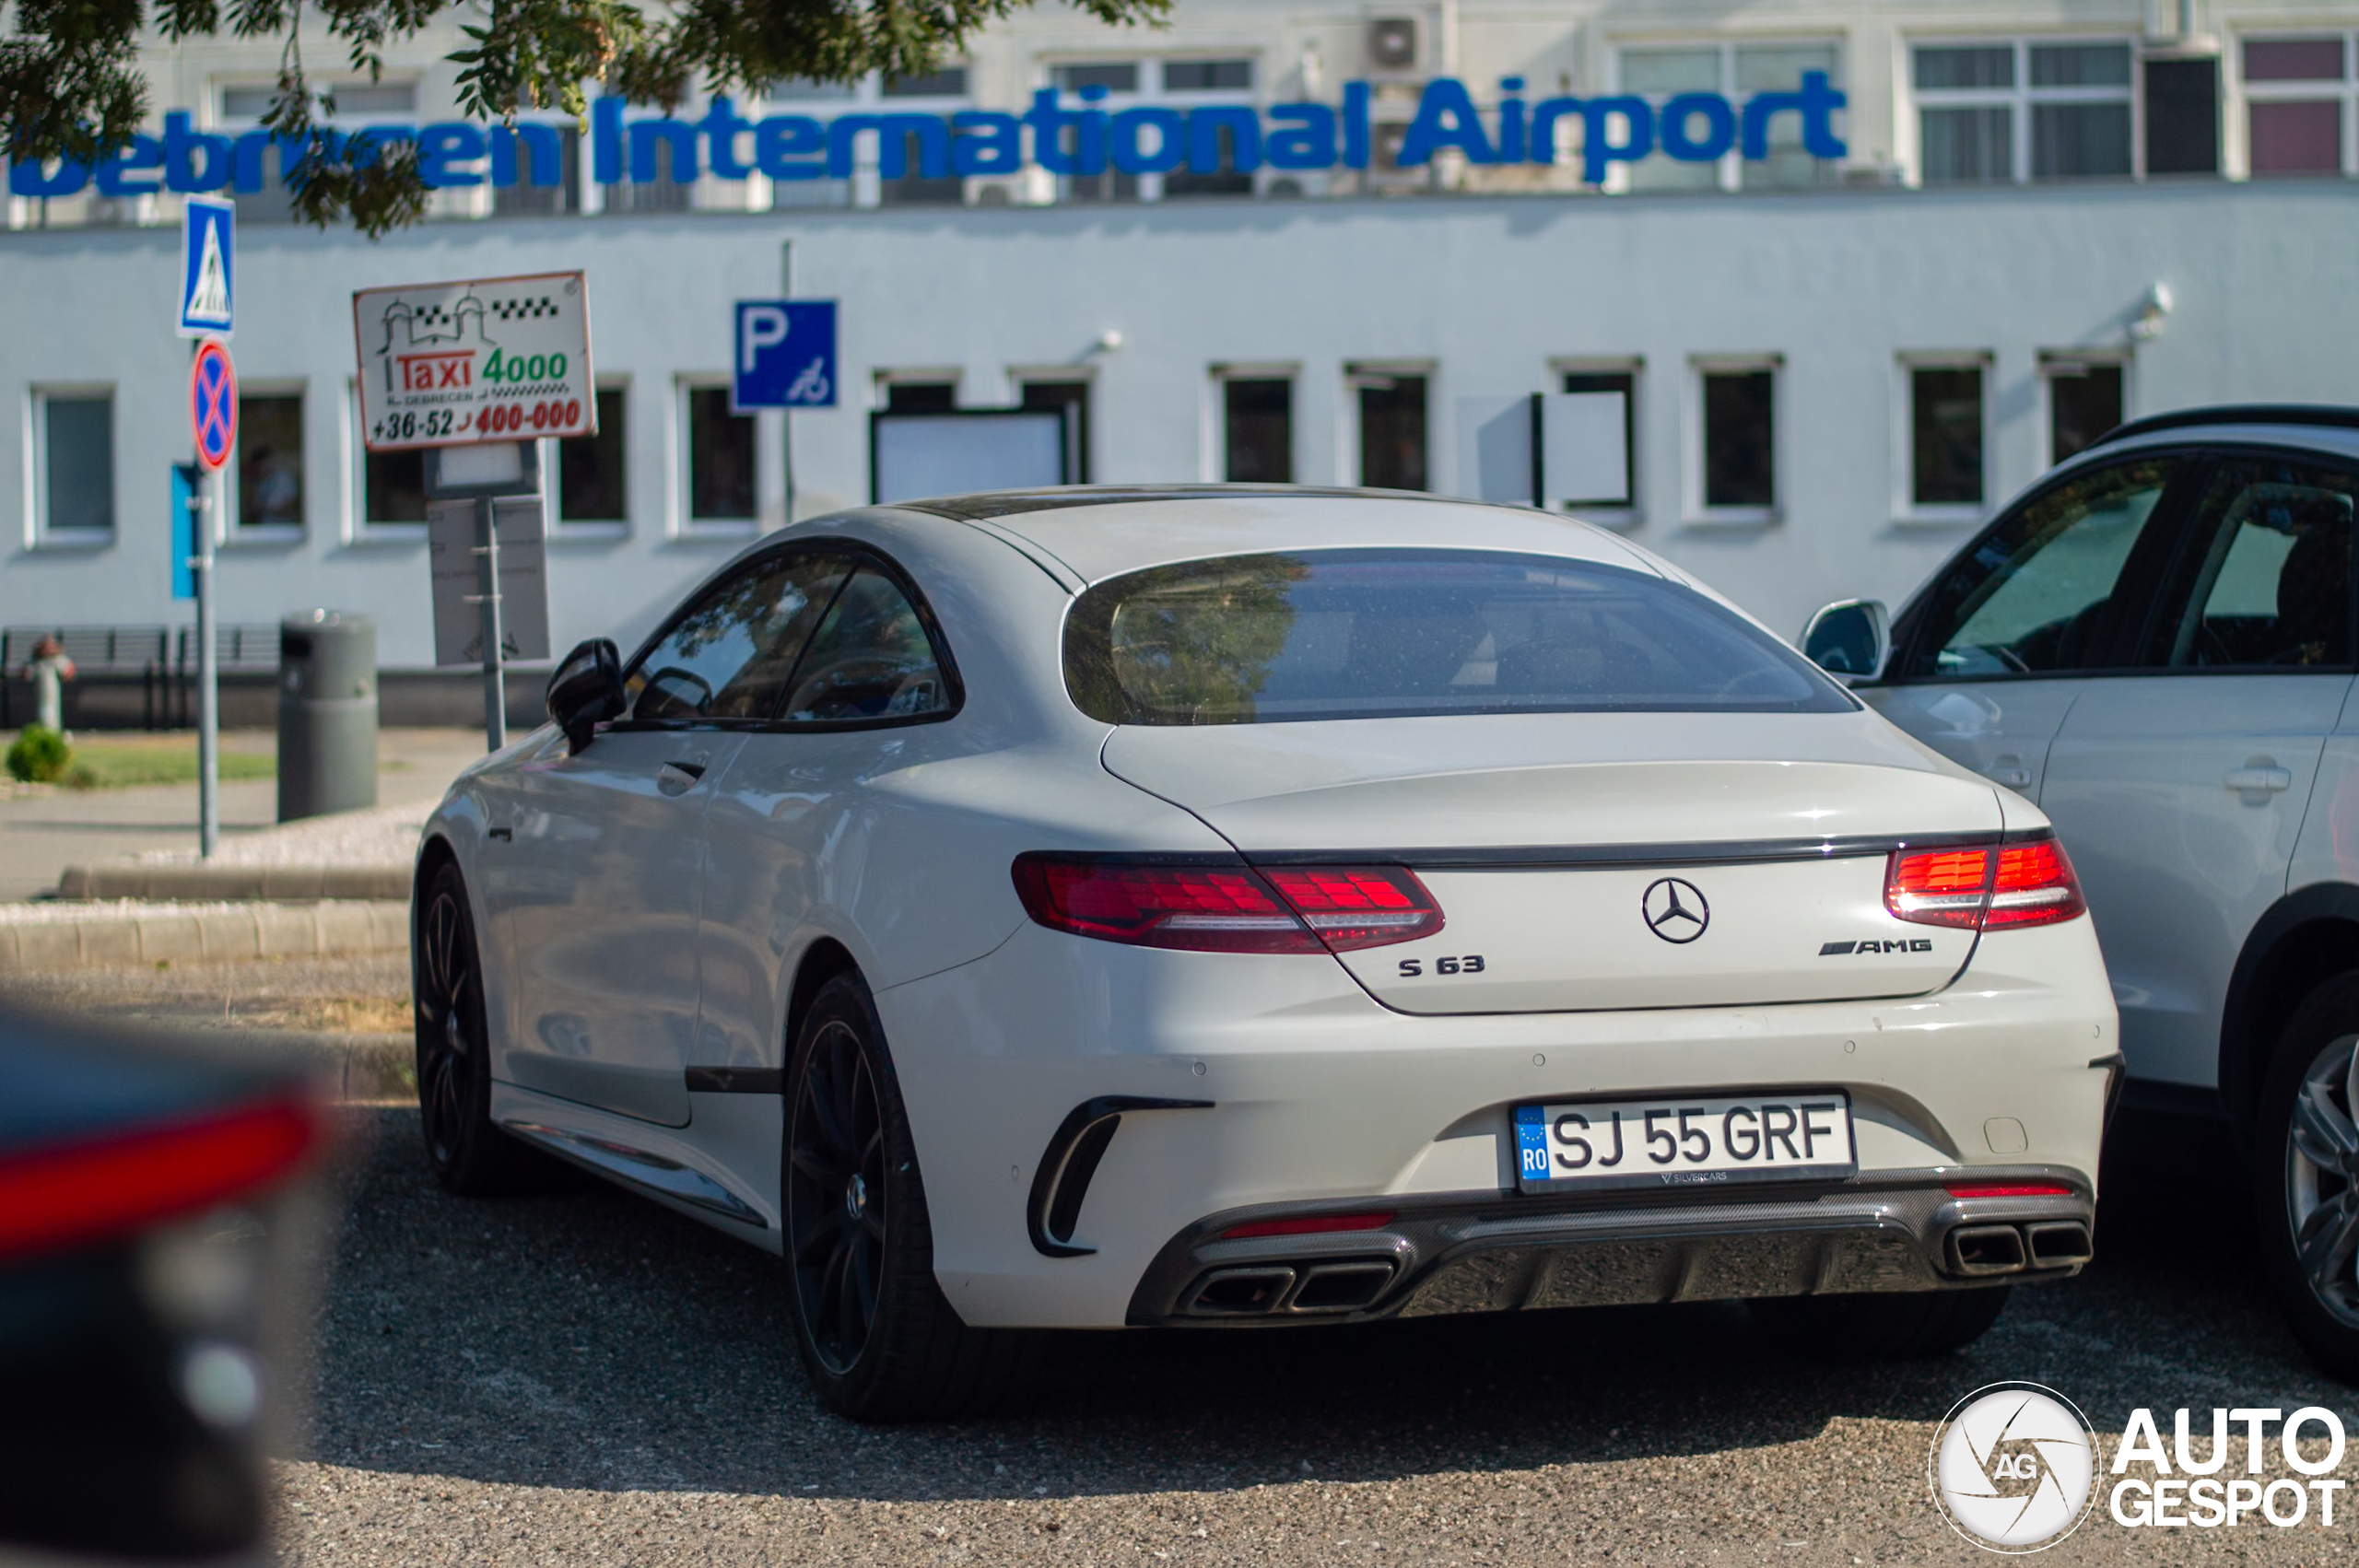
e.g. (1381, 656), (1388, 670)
(65, 739), (276, 790)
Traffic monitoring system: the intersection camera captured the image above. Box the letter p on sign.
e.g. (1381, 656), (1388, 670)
(733, 299), (838, 411)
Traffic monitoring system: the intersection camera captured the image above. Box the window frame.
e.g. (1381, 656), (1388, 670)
(345, 378), (428, 544)
(1894, 352), (1993, 525)
(27, 385), (118, 547)
(2037, 351), (2133, 470)
(674, 376), (761, 539)
(1880, 450), (2205, 686)
(1211, 363), (1298, 484)
(1553, 357), (1644, 521)
(1684, 354), (1780, 526)
(226, 380), (308, 543)
(547, 377), (631, 538)
(1612, 38), (1847, 194)
(612, 540), (965, 734)
(2230, 30), (2358, 179)
(1907, 35), (2141, 185)
(1036, 55), (1262, 204)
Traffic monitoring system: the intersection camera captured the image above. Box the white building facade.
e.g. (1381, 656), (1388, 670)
(6, 0), (2359, 669)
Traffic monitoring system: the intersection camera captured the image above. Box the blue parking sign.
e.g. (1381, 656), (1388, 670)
(733, 300), (836, 411)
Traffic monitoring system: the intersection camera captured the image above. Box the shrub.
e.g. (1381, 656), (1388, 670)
(6, 725), (71, 783)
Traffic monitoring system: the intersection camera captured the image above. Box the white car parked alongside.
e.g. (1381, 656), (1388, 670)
(415, 487), (2115, 1421)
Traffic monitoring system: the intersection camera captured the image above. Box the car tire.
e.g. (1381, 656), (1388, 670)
(412, 860), (534, 1196)
(1751, 1285), (2011, 1359)
(783, 973), (1041, 1422)
(2252, 971), (2359, 1384)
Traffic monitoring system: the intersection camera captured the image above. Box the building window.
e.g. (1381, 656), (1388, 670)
(558, 385), (628, 525)
(885, 381), (958, 414)
(364, 451), (428, 527)
(35, 392), (113, 535)
(1355, 370), (1428, 492)
(684, 385), (756, 524)
(1560, 369), (1638, 509)
(1053, 63), (1140, 93)
(1619, 42), (1842, 193)
(1905, 360), (1987, 511)
(1695, 363), (1776, 515)
(1223, 378), (1292, 483)
(493, 125), (581, 216)
(2042, 357), (2126, 465)
(1166, 60), (1252, 92)
(1914, 40), (2134, 183)
(219, 81), (420, 224)
(2145, 57), (2220, 176)
(886, 67), (969, 98)
(2242, 36), (2351, 177)
(236, 392), (304, 530)
(1019, 380), (1091, 482)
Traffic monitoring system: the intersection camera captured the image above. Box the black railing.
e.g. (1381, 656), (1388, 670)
(2, 625), (280, 731)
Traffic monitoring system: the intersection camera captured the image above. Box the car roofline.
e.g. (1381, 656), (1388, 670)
(2085, 404), (2359, 451)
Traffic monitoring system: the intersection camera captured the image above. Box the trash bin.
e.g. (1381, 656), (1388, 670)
(277, 611), (377, 823)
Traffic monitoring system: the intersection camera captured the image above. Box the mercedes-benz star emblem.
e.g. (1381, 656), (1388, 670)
(1641, 877), (1709, 943)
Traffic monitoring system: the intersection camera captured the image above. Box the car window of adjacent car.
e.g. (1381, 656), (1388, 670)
(1900, 458), (2182, 679)
(623, 553), (852, 723)
(776, 566), (953, 723)
(2143, 458), (2358, 670)
(1062, 548), (1853, 724)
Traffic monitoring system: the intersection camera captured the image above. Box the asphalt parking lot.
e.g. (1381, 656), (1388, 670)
(13, 960), (2356, 1565)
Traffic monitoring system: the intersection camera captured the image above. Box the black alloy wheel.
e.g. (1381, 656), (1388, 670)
(780, 973), (1041, 1422)
(412, 860), (528, 1195)
(2257, 972), (2359, 1382)
(786, 1011), (888, 1375)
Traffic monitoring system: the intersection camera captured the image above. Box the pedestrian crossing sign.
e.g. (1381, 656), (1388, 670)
(178, 197), (234, 338)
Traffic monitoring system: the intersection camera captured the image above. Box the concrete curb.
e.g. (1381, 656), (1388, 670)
(56, 864), (412, 901)
(0, 901), (409, 970)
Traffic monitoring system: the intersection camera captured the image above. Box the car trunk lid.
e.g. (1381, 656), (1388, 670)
(1101, 714), (2002, 1013)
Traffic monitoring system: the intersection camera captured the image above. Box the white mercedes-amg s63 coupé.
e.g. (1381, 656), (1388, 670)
(413, 486), (2116, 1420)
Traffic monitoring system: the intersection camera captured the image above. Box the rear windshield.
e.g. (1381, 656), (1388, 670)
(1063, 549), (1853, 725)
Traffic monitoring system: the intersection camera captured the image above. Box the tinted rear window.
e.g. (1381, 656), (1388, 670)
(1064, 549), (1853, 724)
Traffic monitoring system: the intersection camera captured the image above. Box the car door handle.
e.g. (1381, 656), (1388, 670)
(657, 760), (707, 796)
(2225, 767), (2293, 793)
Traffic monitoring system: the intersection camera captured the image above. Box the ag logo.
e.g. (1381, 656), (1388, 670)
(1929, 1382), (2098, 1552)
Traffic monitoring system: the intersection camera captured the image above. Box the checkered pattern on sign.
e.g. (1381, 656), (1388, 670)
(490, 298), (559, 321)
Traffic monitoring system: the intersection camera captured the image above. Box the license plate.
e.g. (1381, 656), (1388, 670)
(1514, 1093), (1855, 1194)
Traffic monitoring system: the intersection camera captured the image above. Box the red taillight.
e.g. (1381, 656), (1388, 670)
(1884, 838), (2085, 932)
(1945, 1182), (2074, 1199)
(1220, 1211), (1395, 1240)
(0, 1095), (321, 1262)
(1260, 867), (1445, 951)
(1011, 856), (1441, 954)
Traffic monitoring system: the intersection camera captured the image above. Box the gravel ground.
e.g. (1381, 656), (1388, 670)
(130, 801), (430, 869)
(268, 1104), (2359, 1567)
(12, 954), (2348, 1564)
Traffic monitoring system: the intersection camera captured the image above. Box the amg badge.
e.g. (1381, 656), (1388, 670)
(1819, 938), (1936, 955)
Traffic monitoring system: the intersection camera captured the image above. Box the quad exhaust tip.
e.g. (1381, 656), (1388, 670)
(1947, 1219), (2095, 1277)
(1180, 1260), (1397, 1317)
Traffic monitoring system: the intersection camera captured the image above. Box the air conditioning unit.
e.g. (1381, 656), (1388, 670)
(1368, 17), (1419, 72)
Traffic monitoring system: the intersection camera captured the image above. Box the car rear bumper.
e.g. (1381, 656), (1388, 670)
(879, 919), (2115, 1328)
(1124, 1170), (2094, 1326)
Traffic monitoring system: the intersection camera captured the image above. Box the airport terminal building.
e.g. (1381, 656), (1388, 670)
(6, 0), (2359, 673)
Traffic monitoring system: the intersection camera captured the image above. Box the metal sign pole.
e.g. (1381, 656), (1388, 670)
(780, 240), (794, 525)
(475, 496), (506, 751)
(195, 468), (220, 858)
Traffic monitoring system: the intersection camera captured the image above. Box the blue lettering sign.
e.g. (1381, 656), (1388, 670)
(6, 76), (1847, 199)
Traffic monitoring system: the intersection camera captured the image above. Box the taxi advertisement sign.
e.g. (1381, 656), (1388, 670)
(352, 272), (594, 451)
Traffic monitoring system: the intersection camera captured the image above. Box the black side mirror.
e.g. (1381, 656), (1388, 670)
(546, 638), (625, 753)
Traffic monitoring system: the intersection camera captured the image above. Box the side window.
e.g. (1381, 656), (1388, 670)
(780, 567), (952, 723)
(2147, 460), (2357, 670)
(1902, 458), (2181, 678)
(625, 554), (851, 723)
